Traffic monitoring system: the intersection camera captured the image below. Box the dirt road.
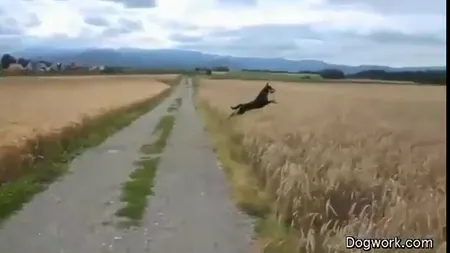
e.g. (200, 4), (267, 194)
(0, 77), (254, 253)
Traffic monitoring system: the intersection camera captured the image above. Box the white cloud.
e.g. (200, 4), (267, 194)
(0, 0), (446, 66)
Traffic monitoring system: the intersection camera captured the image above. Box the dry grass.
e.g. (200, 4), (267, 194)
(0, 75), (170, 146)
(197, 78), (446, 252)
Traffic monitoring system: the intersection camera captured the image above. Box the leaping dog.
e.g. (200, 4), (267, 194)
(229, 82), (277, 118)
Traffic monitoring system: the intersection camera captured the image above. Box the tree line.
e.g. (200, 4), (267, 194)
(346, 69), (446, 85)
(243, 68), (446, 85)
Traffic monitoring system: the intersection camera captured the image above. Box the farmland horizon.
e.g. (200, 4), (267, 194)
(0, 74), (445, 252)
(7, 47), (446, 75)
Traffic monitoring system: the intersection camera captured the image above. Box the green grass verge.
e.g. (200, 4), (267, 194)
(193, 78), (299, 252)
(116, 113), (177, 228)
(0, 76), (181, 224)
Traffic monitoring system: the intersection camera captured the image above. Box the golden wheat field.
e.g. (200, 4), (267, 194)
(198, 78), (446, 252)
(0, 75), (172, 146)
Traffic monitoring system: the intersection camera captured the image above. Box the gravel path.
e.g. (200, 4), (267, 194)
(0, 77), (254, 253)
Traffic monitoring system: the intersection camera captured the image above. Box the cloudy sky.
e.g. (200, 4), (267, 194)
(0, 0), (446, 66)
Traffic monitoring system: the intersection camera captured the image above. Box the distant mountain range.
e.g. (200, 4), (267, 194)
(12, 48), (446, 75)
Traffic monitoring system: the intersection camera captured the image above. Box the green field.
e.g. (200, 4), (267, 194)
(209, 71), (323, 82)
(207, 71), (423, 85)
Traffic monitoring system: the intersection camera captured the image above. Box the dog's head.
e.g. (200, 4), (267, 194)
(264, 82), (275, 93)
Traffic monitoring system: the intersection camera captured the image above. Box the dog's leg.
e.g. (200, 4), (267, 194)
(228, 112), (237, 119)
(231, 104), (243, 110)
(236, 106), (248, 115)
(228, 105), (247, 118)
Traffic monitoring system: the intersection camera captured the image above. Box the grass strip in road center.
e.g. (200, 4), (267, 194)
(116, 112), (177, 228)
(167, 97), (183, 112)
(140, 113), (178, 155)
(115, 157), (160, 227)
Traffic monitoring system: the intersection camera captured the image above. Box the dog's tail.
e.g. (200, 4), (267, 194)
(231, 104), (243, 110)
